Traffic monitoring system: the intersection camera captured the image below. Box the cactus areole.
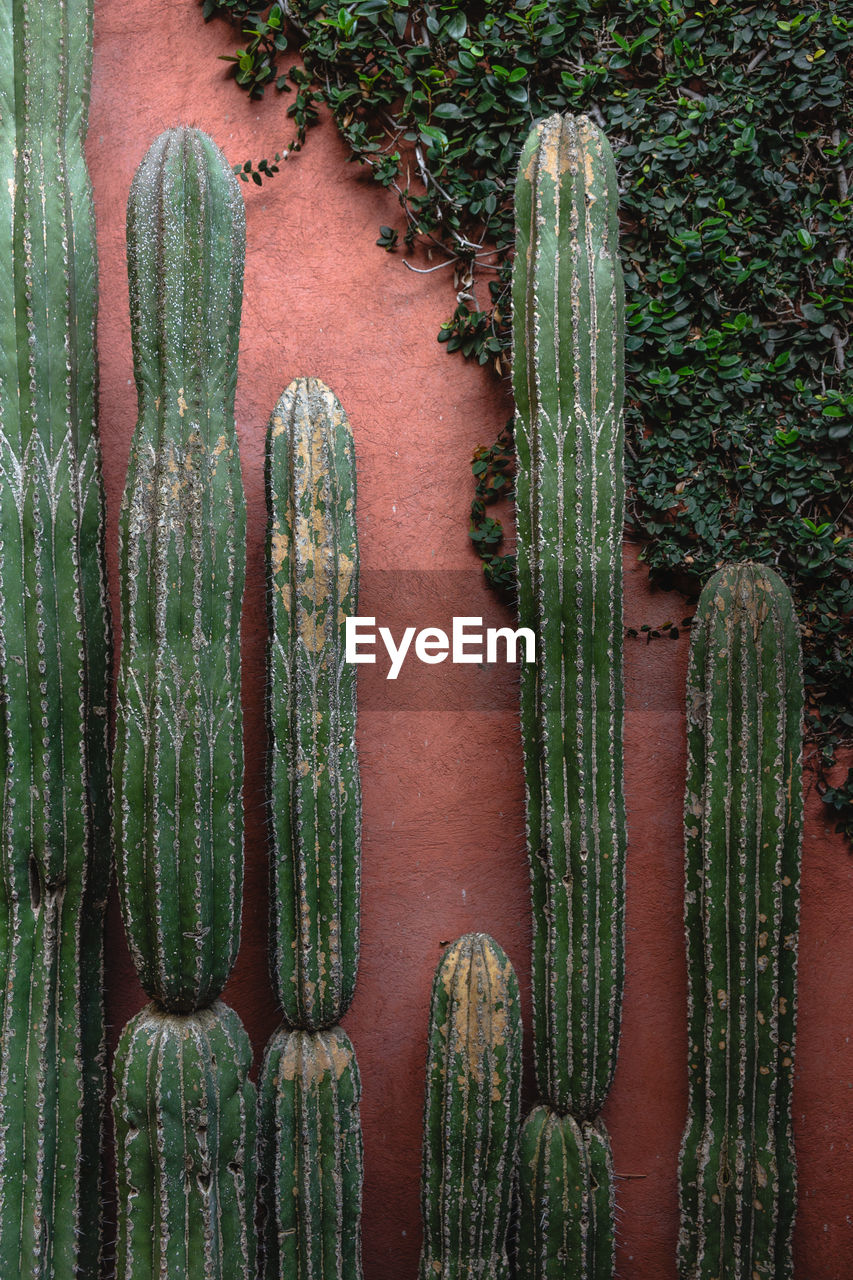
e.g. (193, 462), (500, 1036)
(679, 562), (803, 1280)
(114, 126), (247, 1012)
(0, 0), (111, 1274)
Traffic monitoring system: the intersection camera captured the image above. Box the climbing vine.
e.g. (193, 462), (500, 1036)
(202, 0), (853, 835)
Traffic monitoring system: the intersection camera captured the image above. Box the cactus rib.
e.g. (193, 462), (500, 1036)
(679, 562), (803, 1280)
(113, 126), (246, 1012)
(512, 111), (626, 1121)
(0, 1), (111, 1274)
(265, 376), (360, 1031)
(418, 933), (523, 1280)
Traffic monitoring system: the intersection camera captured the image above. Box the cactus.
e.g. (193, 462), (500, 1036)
(0, 1), (111, 1274)
(265, 376), (360, 1030)
(678, 563), (803, 1280)
(512, 111), (625, 1279)
(257, 1026), (363, 1280)
(113, 126), (246, 1012)
(113, 1001), (257, 1280)
(517, 1108), (614, 1280)
(418, 933), (522, 1280)
(259, 377), (363, 1278)
(512, 110), (626, 1121)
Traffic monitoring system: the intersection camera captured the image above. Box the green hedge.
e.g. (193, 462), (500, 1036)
(205, 0), (852, 833)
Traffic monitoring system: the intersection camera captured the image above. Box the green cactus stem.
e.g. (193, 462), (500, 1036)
(418, 933), (522, 1280)
(0, 1), (111, 1274)
(517, 1107), (615, 1280)
(512, 111), (626, 1122)
(679, 562), (803, 1280)
(113, 1001), (257, 1280)
(113, 126), (246, 1011)
(257, 1025), (363, 1280)
(265, 376), (360, 1030)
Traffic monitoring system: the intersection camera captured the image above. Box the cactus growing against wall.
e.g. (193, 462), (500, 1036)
(113, 126), (246, 1013)
(114, 1002), (257, 1280)
(679, 563), (803, 1280)
(111, 126), (254, 1280)
(258, 377), (363, 1279)
(258, 1026), (363, 1280)
(418, 933), (522, 1280)
(264, 377), (360, 1031)
(0, 1), (111, 1274)
(512, 112), (626, 1277)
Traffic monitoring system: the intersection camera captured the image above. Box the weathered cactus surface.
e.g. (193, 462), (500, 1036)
(679, 563), (803, 1280)
(418, 934), (522, 1280)
(114, 126), (246, 1011)
(517, 1107), (615, 1280)
(512, 111), (626, 1120)
(257, 1025), (363, 1280)
(113, 1001), (257, 1280)
(266, 377), (360, 1029)
(0, 1), (111, 1274)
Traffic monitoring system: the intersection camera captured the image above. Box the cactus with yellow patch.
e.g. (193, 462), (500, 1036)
(512, 112), (625, 1277)
(0, 0), (111, 1273)
(418, 933), (522, 1280)
(679, 563), (803, 1280)
(259, 377), (363, 1278)
(265, 376), (360, 1030)
(257, 1026), (363, 1279)
(112, 127), (255, 1279)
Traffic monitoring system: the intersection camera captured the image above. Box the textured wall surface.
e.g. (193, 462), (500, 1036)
(89, 2), (852, 1276)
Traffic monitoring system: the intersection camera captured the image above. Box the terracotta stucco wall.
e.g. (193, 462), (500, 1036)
(90, 3), (852, 1275)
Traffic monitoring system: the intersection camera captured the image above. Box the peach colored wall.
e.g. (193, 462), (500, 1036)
(90, 3), (852, 1276)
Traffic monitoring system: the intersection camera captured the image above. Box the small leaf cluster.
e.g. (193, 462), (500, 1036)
(202, 0), (853, 835)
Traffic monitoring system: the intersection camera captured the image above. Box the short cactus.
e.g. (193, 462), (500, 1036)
(113, 1002), (257, 1280)
(418, 933), (522, 1280)
(679, 562), (803, 1280)
(0, 1), (111, 1274)
(265, 377), (360, 1030)
(517, 1108), (614, 1280)
(257, 1026), (363, 1280)
(113, 126), (247, 1012)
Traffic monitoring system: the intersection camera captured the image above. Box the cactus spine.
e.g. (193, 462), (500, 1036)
(258, 377), (363, 1279)
(112, 127), (255, 1280)
(679, 563), (803, 1280)
(0, 1), (111, 1274)
(418, 933), (522, 1280)
(512, 112), (626, 1277)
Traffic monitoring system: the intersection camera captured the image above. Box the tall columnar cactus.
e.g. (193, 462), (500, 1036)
(678, 563), (803, 1280)
(113, 1002), (257, 1280)
(258, 1026), (363, 1280)
(112, 126), (255, 1280)
(512, 112), (625, 1279)
(512, 110), (626, 1120)
(418, 933), (522, 1280)
(113, 126), (246, 1012)
(265, 376), (360, 1030)
(0, 1), (111, 1274)
(259, 377), (363, 1280)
